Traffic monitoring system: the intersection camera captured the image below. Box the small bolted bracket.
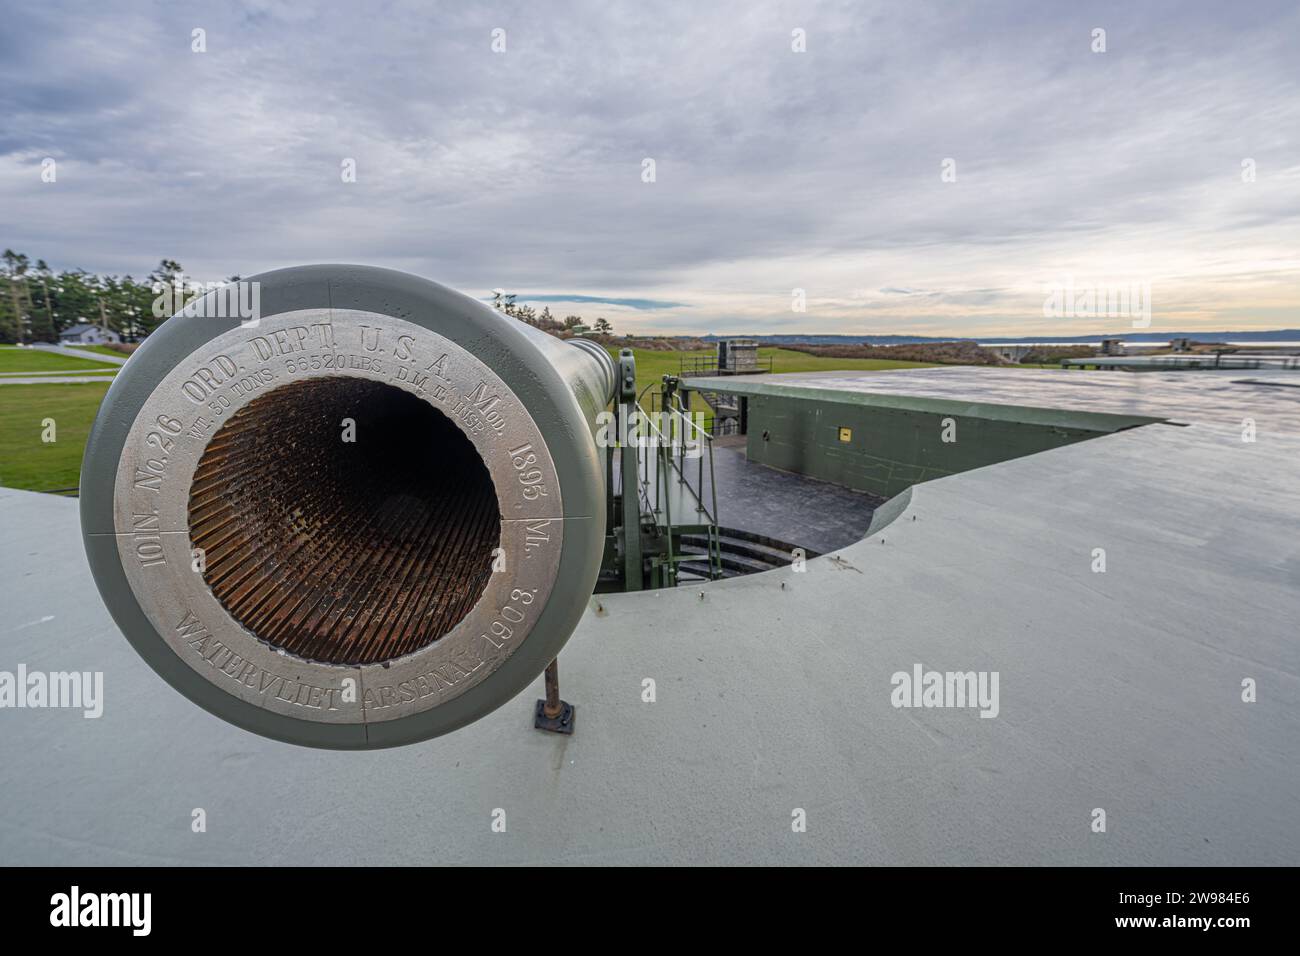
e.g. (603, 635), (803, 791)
(533, 698), (575, 734)
(533, 658), (575, 735)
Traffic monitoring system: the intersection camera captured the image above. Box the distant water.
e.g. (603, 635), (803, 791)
(978, 341), (1300, 348)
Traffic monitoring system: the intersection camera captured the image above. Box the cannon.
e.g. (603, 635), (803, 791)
(80, 265), (617, 748)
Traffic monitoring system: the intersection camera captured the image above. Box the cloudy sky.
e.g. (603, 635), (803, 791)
(3, 0), (1297, 336)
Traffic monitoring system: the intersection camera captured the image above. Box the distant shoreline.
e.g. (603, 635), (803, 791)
(974, 340), (1300, 348)
(691, 330), (1300, 347)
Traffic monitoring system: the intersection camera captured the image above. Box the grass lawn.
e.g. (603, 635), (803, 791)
(0, 346), (121, 373)
(609, 346), (935, 409)
(0, 382), (110, 491)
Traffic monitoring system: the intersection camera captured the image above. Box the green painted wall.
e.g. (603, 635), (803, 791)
(744, 394), (1127, 499)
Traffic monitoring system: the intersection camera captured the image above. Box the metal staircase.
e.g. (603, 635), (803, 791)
(631, 383), (723, 587)
(605, 349), (811, 590)
(603, 350), (724, 590)
(677, 528), (818, 581)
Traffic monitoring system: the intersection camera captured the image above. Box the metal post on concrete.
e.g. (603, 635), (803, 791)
(533, 658), (574, 734)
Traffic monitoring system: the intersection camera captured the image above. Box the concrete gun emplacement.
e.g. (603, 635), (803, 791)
(80, 265), (617, 748)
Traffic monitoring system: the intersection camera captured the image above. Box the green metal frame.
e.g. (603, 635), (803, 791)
(605, 353), (723, 590)
(634, 381), (722, 585)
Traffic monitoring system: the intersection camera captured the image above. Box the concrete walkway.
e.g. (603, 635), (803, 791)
(0, 375), (116, 385)
(31, 342), (130, 365)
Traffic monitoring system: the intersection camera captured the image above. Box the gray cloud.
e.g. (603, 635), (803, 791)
(2, 0), (1297, 335)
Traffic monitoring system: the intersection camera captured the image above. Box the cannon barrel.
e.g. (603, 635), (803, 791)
(80, 265), (616, 748)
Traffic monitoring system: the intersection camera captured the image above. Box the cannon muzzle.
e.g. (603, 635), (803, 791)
(80, 265), (616, 748)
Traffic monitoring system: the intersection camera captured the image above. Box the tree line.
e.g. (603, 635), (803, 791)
(0, 250), (216, 344)
(490, 290), (613, 336)
(0, 249), (616, 345)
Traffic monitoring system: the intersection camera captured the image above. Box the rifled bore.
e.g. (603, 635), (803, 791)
(187, 377), (500, 665)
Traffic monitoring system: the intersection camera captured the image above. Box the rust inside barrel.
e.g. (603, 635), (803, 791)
(188, 377), (501, 666)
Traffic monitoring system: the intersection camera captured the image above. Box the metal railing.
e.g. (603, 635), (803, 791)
(678, 354), (774, 377)
(634, 387), (722, 584)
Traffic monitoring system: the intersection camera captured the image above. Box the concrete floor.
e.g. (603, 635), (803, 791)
(617, 440), (883, 554)
(709, 444), (883, 552)
(2, 370), (1298, 865)
(688, 366), (1300, 432)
